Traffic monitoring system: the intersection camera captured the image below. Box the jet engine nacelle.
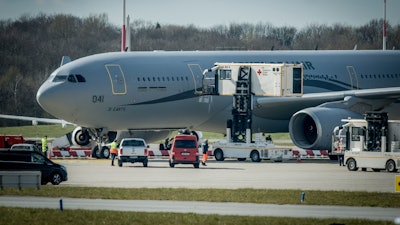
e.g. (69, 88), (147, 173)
(289, 108), (362, 150)
(71, 126), (91, 146)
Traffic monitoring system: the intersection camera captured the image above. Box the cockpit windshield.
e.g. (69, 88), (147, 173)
(52, 75), (68, 82)
(51, 74), (86, 83)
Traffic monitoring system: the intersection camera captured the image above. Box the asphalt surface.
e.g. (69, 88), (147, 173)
(59, 158), (397, 192)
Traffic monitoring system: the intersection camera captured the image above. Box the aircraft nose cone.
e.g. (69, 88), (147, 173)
(36, 82), (61, 114)
(36, 83), (50, 112)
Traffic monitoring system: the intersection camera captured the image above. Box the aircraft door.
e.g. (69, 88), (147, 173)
(346, 66), (359, 90)
(188, 64), (203, 94)
(105, 64), (127, 95)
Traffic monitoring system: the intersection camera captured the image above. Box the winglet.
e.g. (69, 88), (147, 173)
(60, 56), (71, 66)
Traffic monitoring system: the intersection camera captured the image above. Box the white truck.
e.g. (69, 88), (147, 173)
(202, 63), (302, 162)
(212, 133), (292, 162)
(332, 112), (400, 172)
(117, 138), (149, 167)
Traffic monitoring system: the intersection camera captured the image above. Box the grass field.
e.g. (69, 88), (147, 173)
(0, 207), (392, 225)
(1, 186), (398, 225)
(1, 186), (400, 208)
(0, 124), (293, 144)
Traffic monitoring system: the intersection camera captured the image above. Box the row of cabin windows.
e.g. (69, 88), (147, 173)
(360, 74), (400, 79)
(137, 76), (189, 82)
(305, 73), (400, 81)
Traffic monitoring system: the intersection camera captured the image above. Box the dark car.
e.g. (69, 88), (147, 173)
(0, 150), (68, 185)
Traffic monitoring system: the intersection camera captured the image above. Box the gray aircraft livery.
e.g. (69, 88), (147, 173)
(2, 50), (400, 156)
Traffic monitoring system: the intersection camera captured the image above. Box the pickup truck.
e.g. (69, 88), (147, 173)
(117, 138), (149, 167)
(10, 143), (41, 153)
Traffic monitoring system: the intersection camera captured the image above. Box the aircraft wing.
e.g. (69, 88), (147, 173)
(0, 114), (74, 128)
(254, 87), (400, 120)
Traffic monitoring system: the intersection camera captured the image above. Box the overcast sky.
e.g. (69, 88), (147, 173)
(1, 0), (399, 29)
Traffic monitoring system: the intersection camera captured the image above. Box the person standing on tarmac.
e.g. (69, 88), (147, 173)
(110, 139), (118, 166)
(41, 135), (48, 157)
(201, 139), (209, 166)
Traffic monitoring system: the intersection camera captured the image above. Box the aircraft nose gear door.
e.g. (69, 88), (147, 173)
(105, 64), (127, 95)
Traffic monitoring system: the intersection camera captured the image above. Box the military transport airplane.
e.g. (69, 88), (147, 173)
(2, 50), (400, 158)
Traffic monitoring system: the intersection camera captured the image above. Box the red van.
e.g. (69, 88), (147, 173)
(169, 134), (200, 168)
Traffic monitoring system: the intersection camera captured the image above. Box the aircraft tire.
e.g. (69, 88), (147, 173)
(91, 146), (100, 158)
(100, 146), (110, 159)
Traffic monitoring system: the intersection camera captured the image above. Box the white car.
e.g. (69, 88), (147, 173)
(10, 143), (41, 153)
(117, 138), (149, 167)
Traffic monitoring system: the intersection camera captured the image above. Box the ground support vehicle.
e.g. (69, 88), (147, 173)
(333, 112), (400, 172)
(117, 138), (149, 167)
(212, 133), (292, 162)
(169, 134), (200, 168)
(0, 135), (25, 150)
(0, 150), (68, 185)
(202, 63), (302, 162)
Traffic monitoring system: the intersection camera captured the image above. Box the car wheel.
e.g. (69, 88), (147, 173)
(169, 159), (175, 168)
(143, 158), (148, 167)
(347, 158), (358, 171)
(51, 173), (62, 185)
(214, 149), (224, 161)
(118, 159), (123, 167)
(250, 150), (261, 162)
(386, 160), (398, 172)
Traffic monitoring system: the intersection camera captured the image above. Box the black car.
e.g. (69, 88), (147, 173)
(0, 150), (68, 185)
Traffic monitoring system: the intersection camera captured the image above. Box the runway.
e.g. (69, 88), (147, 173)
(59, 158), (397, 192)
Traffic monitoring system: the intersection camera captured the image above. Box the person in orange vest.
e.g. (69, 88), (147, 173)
(201, 139), (209, 166)
(110, 139), (118, 166)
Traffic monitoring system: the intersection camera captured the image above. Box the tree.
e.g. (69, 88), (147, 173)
(0, 66), (23, 115)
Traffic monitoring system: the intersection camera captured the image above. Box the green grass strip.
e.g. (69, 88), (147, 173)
(1, 186), (399, 208)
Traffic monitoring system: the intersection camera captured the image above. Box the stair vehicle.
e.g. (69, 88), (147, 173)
(169, 134), (200, 168)
(117, 138), (149, 167)
(332, 112), (400, 172)
(201, 63), (302, 162)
